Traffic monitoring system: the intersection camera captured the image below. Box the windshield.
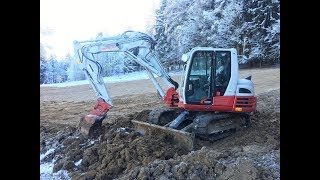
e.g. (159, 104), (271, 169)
(184, 50), (232, 104)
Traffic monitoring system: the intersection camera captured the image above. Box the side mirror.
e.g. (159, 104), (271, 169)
(181, 54), (189, 62)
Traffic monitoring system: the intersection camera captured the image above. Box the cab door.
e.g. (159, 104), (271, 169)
(185, 51), (215, 104)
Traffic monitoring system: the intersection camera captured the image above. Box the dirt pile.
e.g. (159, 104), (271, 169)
(117, 89), (280, 180)
(40, 88), (280, 180)
(41, 114), (189, 179)
(119, 146), (279, 180)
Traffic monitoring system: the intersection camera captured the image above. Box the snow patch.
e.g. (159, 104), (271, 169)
(116, 127), (129, 134)
(40, 149), (70, 179)
(75, 159), (82, 166)
(40, 159), (70, 179)
(40, 169), (70, 180)
(40, 161), (54, 174)
(40, 148), (55, 161)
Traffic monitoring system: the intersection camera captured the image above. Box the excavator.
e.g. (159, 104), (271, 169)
(73, 31), (256, 150)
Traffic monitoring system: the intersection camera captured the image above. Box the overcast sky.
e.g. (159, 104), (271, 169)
(40, 0), (160, 60)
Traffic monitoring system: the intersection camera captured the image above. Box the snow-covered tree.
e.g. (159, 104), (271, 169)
(40, 43), (47, 84)
(154, 0), (169, 60)
(66, 53), (85, 81)
(54, 60), (69, 83)
(154, 0), (196, 70)
(154, 0), (280, 68)
(44, 56), (56, 84)
(155, 0), (245, 63)
(242, 0), (280, 65)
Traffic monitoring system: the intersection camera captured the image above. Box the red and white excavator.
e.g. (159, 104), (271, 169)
(73, 31), (256, 150)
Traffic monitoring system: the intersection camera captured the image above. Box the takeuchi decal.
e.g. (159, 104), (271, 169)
(101, 45), (119, 51)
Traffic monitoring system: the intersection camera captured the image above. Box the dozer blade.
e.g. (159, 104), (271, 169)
(78, 117), (102, 138)
(132, 120), (195, 151)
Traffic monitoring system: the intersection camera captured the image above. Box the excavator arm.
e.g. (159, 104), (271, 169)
(73, 31), (179, 137)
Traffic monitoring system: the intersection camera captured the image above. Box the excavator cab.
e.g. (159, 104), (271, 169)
(180, 48), (234, 107)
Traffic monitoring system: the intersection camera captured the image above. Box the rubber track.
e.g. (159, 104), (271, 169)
(194, 113), (249, 141)
(148, 107), (180, 125)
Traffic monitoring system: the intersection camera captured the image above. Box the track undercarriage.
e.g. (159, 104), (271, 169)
(132, 107), (250, 150)
(78, 106), (251, 151)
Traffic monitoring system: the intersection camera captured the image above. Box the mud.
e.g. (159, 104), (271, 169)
(40, 67), (280, 179)
(41, 114), (189, 179)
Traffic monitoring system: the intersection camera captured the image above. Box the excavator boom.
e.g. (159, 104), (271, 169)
(73, 31), (180, 138)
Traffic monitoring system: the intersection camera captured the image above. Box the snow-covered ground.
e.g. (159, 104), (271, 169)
(40, 71), (182, 88)
(40, 149), (70, 180)
(40, 162), (69, 180)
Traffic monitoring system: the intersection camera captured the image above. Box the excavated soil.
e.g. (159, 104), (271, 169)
(40, 67), (280, 180)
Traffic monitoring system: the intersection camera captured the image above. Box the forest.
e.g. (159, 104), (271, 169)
(40, 0), (279, 84)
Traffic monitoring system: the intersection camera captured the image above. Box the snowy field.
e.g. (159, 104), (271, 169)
(40, 71), (182, 88)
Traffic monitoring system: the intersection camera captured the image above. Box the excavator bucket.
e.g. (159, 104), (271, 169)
(78, 98), (111, 138)
(78, 117), (103, 138)
(132, 120), (195, 151)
